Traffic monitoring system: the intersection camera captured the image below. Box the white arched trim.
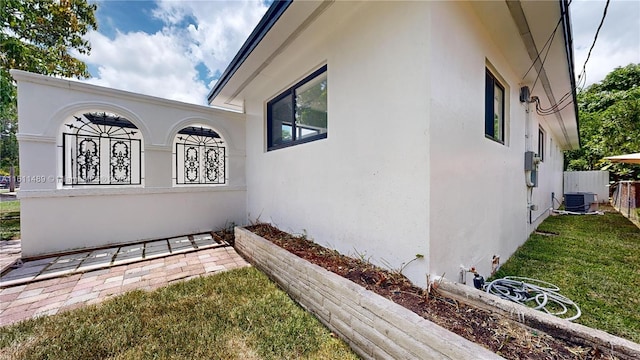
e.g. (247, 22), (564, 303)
(165, 117), (237, 152)
(53, 102), (148, 188)
(46, 101), (152, 144)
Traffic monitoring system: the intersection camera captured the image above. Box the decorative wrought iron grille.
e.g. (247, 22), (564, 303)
(62, 113), (142, 186)
(175, 126), (226, 185)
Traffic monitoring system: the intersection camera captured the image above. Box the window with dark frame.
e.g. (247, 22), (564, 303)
(538, 127), (545, 162)
(485, 69), (505, 143)
(267, 65), (327, 150)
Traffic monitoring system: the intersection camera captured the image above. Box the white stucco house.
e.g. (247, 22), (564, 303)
(13, 0), (579, 287)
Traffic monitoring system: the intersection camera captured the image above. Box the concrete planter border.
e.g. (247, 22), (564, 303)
(236, 227), (640, 360)
(235, 227), (502, 359)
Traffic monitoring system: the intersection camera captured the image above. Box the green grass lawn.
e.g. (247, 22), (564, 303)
(0, 200), (19, 213)
(0, 267), (358, 360)
(492, 208), (640, 343)
(0, 200), (20, 240)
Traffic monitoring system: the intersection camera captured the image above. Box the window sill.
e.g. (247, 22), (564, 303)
(267, 133), (327, 152)
(484, 135), (505, 145)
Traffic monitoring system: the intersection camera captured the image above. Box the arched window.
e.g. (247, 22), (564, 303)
(174, 126), (226, 185)
(62, 112), (142, 186)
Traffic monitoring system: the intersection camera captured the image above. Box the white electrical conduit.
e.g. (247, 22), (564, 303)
(553, 209), (604, 216)
(485, 276), (582, 321)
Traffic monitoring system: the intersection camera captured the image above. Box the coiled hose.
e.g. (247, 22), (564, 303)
(485, 276), (582, 321)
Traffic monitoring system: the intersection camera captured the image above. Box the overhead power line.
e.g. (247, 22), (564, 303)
(532, 0), (611, 116)
(576, 0), (611, 91)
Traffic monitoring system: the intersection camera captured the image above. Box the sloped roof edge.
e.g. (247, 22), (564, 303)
(504, 0), (580, 149)
(206, 0), (293, 104)
(560, 0), (581, 148)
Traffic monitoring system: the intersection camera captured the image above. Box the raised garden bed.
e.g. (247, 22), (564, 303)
(236, 224), (640, 360)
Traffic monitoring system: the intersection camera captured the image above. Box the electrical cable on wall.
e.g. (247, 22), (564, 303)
(530, 23), (560, 94)
(532, 95), (574, 116)
(522, 0), (611, 115)
(521, 17), (563, 84)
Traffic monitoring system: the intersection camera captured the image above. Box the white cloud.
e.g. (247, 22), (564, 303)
(75, 0), (268, 105)
(76, 0), (637, 103)
(571, 0), (640, 86)
(154, 0), (268, 78)
(77, 30), (209, 104)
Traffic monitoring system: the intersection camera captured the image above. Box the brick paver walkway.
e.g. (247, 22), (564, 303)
(0, 239), (21, 274)
(1, 233), (227, 287)
(0, 246), (249, 327)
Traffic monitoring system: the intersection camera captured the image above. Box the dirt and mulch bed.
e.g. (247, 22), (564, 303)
(243, 223), (614, 360)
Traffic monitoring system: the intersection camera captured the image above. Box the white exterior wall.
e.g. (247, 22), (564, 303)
(564, 171), (610, 203)
(427, 2), (566, 281)
(532, 119), (565, 219)
(240, 1), (569, 286)
(243, 1), (432, 285)
(19, 188), (245, 256)
(13, 71), (246, 257)
(12, 2), (574, 285)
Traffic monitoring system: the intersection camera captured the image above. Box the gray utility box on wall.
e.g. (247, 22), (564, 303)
(524, 151), (537, 171)
(564, 192), (598, 213)
(525, 151), (539, 187)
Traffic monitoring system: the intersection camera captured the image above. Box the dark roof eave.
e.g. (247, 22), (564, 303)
(560, 0), (581, 148)
(206, 0), (293, 105)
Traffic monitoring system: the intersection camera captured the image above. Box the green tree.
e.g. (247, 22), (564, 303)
(0, 0), (97, 173)
(565, 64), (640, 180)
(296, 77), (327, 129)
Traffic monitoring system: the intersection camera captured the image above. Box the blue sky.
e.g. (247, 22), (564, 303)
(76, 0), (639, 106)
(76, 0), (270, 105)
(96, 1), (165, 37)
(85, 2), (165, 78)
